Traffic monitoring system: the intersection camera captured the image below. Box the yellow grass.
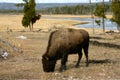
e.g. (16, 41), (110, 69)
(0, 14), (112, 34)
(0, 14), (88, 31)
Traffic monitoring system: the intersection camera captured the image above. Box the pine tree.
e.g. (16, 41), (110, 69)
(16, 0), (41, 31)
(94, 3), (107, 32)
(22, 0), (36, 31)
(111, 0), (120, 32)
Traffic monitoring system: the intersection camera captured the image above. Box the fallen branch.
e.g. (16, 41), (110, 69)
(0, 38), (23, 53)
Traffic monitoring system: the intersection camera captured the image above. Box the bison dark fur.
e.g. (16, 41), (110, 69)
(42, 28), (89, 72)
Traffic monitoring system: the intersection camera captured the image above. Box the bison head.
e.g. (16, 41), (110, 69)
(42, 55), (56, 72)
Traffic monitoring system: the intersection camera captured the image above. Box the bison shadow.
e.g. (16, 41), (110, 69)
(55, 59), (118, 71)
(89, 59), (114, 64)
(90, 36), (107, 40)
(90, 40), (120, 49)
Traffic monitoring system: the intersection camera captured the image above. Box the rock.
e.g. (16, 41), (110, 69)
(16, 35), (27, 39)
(0, 48), (9, 59)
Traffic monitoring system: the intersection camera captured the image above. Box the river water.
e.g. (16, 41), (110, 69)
(43, 16), (118, 30)
(65, 17), (118, 30)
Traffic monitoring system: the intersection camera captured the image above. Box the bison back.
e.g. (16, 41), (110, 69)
(45, 28), (89, 58)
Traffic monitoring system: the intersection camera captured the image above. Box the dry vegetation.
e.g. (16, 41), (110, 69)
(0, 14), (120, 80)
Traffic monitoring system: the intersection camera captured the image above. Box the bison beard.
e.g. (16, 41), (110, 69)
(42, 28), (89, 72)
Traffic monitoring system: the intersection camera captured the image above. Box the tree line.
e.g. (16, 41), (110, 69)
(0, 3), (111, 15)
(38, 3), (111, 15)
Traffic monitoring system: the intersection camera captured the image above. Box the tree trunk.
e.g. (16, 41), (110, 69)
(102, 17), (105, 32)
(29, 25), (31, 31)
(102, 0), (105, 33)
(29, 22), (33, 31)
(90, 0), (95, 34)
(31, 23), (33, 31)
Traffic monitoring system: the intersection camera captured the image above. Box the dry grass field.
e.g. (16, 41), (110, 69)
(0, 14), (120, 80)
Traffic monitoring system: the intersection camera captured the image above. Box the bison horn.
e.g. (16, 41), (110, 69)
(42, 55), (49, 60)
(45, 56), (49, 60)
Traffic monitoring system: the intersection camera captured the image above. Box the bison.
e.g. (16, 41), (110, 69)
(42, 28), (89, 72)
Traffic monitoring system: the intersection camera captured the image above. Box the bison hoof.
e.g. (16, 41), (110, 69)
(86, 64), (89, 67)
(59, 65), (66, 72)
(75, 65), (79, 68)
(86, 62), (89, 67)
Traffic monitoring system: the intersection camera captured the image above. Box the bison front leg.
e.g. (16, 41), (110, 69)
(59, 53), (68, 72)
(75, 50), (83, 68)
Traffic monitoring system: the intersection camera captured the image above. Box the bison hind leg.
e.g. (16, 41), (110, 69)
(83, 43), (89, 67)
(75, 49), (83, 68)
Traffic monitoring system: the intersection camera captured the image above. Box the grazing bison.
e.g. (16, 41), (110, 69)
(42, 28), (89, 72)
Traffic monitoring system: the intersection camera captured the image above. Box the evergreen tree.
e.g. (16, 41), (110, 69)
(22, 0), (36, 31)
(94, 4), (107, 32)
(17, 0), (40, 31)
(111, 0), (120, 32)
